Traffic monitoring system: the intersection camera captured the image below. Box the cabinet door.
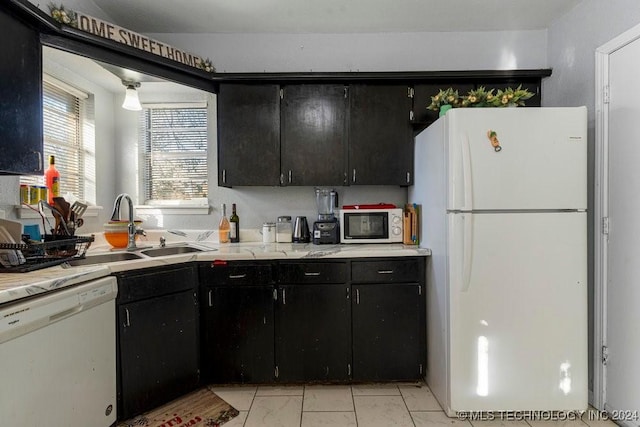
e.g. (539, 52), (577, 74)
(201, 286), (274, 383)
(118, 289), (199, 420)
(281, 84), (347, 186)
(0, 7), (42, 174)
(275, 284), (351, 381)
(352, 283), (423, 381)
(349, 85), (413, 185)
(217, 84), (280, 186)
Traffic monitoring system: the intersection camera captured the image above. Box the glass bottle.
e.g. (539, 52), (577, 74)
(229, 203), (240, 243)
(44, 155), (60, 204)
(218, 203), (230, 243)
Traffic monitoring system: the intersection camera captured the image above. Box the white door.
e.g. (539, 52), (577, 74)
(446, 107), (587, 211)
(447, 211), (587, 411)
(599, 31), (640, 415)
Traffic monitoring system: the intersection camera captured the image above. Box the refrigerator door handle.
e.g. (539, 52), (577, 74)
(461, 213), (473, 292)
(461, 134), (473, 210)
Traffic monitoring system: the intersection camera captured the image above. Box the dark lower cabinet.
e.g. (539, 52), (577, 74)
(275, 284), (351, 382)
(116, 265), (199, 421)
(352, 283), (423, 381)
(197, 257), (425, 385)
(199, 262), (275, 383)
(201, 285), (274, 383)
(351, 258), (426, 381)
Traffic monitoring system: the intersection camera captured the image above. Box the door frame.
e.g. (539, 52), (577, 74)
(594, 21), (640, 411)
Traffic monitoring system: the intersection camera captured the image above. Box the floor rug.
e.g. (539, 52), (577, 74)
(117, 387), (239, 427)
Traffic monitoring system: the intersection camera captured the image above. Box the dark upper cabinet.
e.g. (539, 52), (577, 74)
(217, 84), (281, 186)
(281, 84), (348, 186)
(348, 85), (414, 185)
(0, 6), (42, 175)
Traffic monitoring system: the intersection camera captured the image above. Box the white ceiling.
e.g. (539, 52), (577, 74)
(89, 0), (583, 34)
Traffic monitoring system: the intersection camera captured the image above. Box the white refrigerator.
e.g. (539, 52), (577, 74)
(408, 107), (588, 415)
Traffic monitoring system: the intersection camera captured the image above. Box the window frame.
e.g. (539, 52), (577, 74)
(138, 102), (209, 210)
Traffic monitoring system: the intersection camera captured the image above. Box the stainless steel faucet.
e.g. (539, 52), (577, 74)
(110, 193), (145, 251)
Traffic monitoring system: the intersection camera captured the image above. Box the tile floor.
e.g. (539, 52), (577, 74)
(209, 382), (618, 427)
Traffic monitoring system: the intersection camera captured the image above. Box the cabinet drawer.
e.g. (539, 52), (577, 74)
(117, 265), (197, 303)
(199, 262), (274, 285)
(351, 258), (423, 283)
(278, 261), (348, 284)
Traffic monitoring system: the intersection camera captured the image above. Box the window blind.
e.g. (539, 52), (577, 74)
(21, 80), (84, 200)
(141, 106), (208, 201)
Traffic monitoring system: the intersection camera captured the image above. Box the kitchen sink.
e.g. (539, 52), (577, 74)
(67, 252), (143, 266)
(140, 245), (207, 257)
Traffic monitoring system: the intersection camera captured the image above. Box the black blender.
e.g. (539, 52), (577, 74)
(312, 188), (340, 244)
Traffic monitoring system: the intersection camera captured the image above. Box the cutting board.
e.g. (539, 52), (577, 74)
(0, 218), (23, 242)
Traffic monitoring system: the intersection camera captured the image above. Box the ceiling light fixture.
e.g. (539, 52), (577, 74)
(121, 80), (142, 111)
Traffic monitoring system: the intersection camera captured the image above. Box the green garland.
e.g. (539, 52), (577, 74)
(427, 85), (535, 110)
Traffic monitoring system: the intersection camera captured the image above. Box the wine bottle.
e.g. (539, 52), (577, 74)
(218, 203), (230, 243)
(44, 155), (60, 204)
(229, 203), (240, 243)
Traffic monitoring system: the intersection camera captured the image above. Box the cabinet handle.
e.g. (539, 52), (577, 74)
(124, 308), (131, 327)
(208, 290), (213, 307)
(273, 288), (278, 301)
(417, 284), (422, 296)
(222, 169), (226, 184)
(288, 170), (292, 184)
(356, 289), (360, 304)
(377, 270), (394, 274)
(282, 288), (286, 305)
(34, 150), (42, 172)
(280, 173), (284, 185)
(228, 274), (247, 279)
(348, 363), (351, 376)
(352, 169), (356, 183)
(346, 287), (350, 299)
(406, 172), (411, 183)
(304, 272), (321, 276)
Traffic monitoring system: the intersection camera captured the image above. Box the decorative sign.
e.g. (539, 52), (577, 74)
(48, 4), (215, 72)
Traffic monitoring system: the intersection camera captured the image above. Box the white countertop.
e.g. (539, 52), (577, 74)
(0, 232), (430, 306)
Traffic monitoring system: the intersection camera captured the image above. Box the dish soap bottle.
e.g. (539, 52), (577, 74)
(218, 203), (230, 243)
(229, 203), (240, 243)
(44, 155), (60, 204)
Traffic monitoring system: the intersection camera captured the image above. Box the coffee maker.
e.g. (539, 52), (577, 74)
(312, 188), (340, 244)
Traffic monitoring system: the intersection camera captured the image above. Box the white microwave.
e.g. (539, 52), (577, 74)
(339, 207), (404, 243)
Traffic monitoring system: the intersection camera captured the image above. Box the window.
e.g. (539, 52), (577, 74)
(21, 76), (94, 202)
(140, 104), (208, 203)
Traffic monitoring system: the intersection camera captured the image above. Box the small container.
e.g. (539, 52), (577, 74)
(20, 185), (30, 204)
(29, 185), (40, 205)
(276, 216), (292, 243)
(37, 186), (48, 204)
(262, 222), (276, 243)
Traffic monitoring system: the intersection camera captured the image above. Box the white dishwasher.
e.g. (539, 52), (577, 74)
(0, 276), (118, 427)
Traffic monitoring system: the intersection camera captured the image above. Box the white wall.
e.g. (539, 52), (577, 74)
(2, 4), (550, 233)
(544, 0), (640, 397)
(152, 30), (547, 73)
